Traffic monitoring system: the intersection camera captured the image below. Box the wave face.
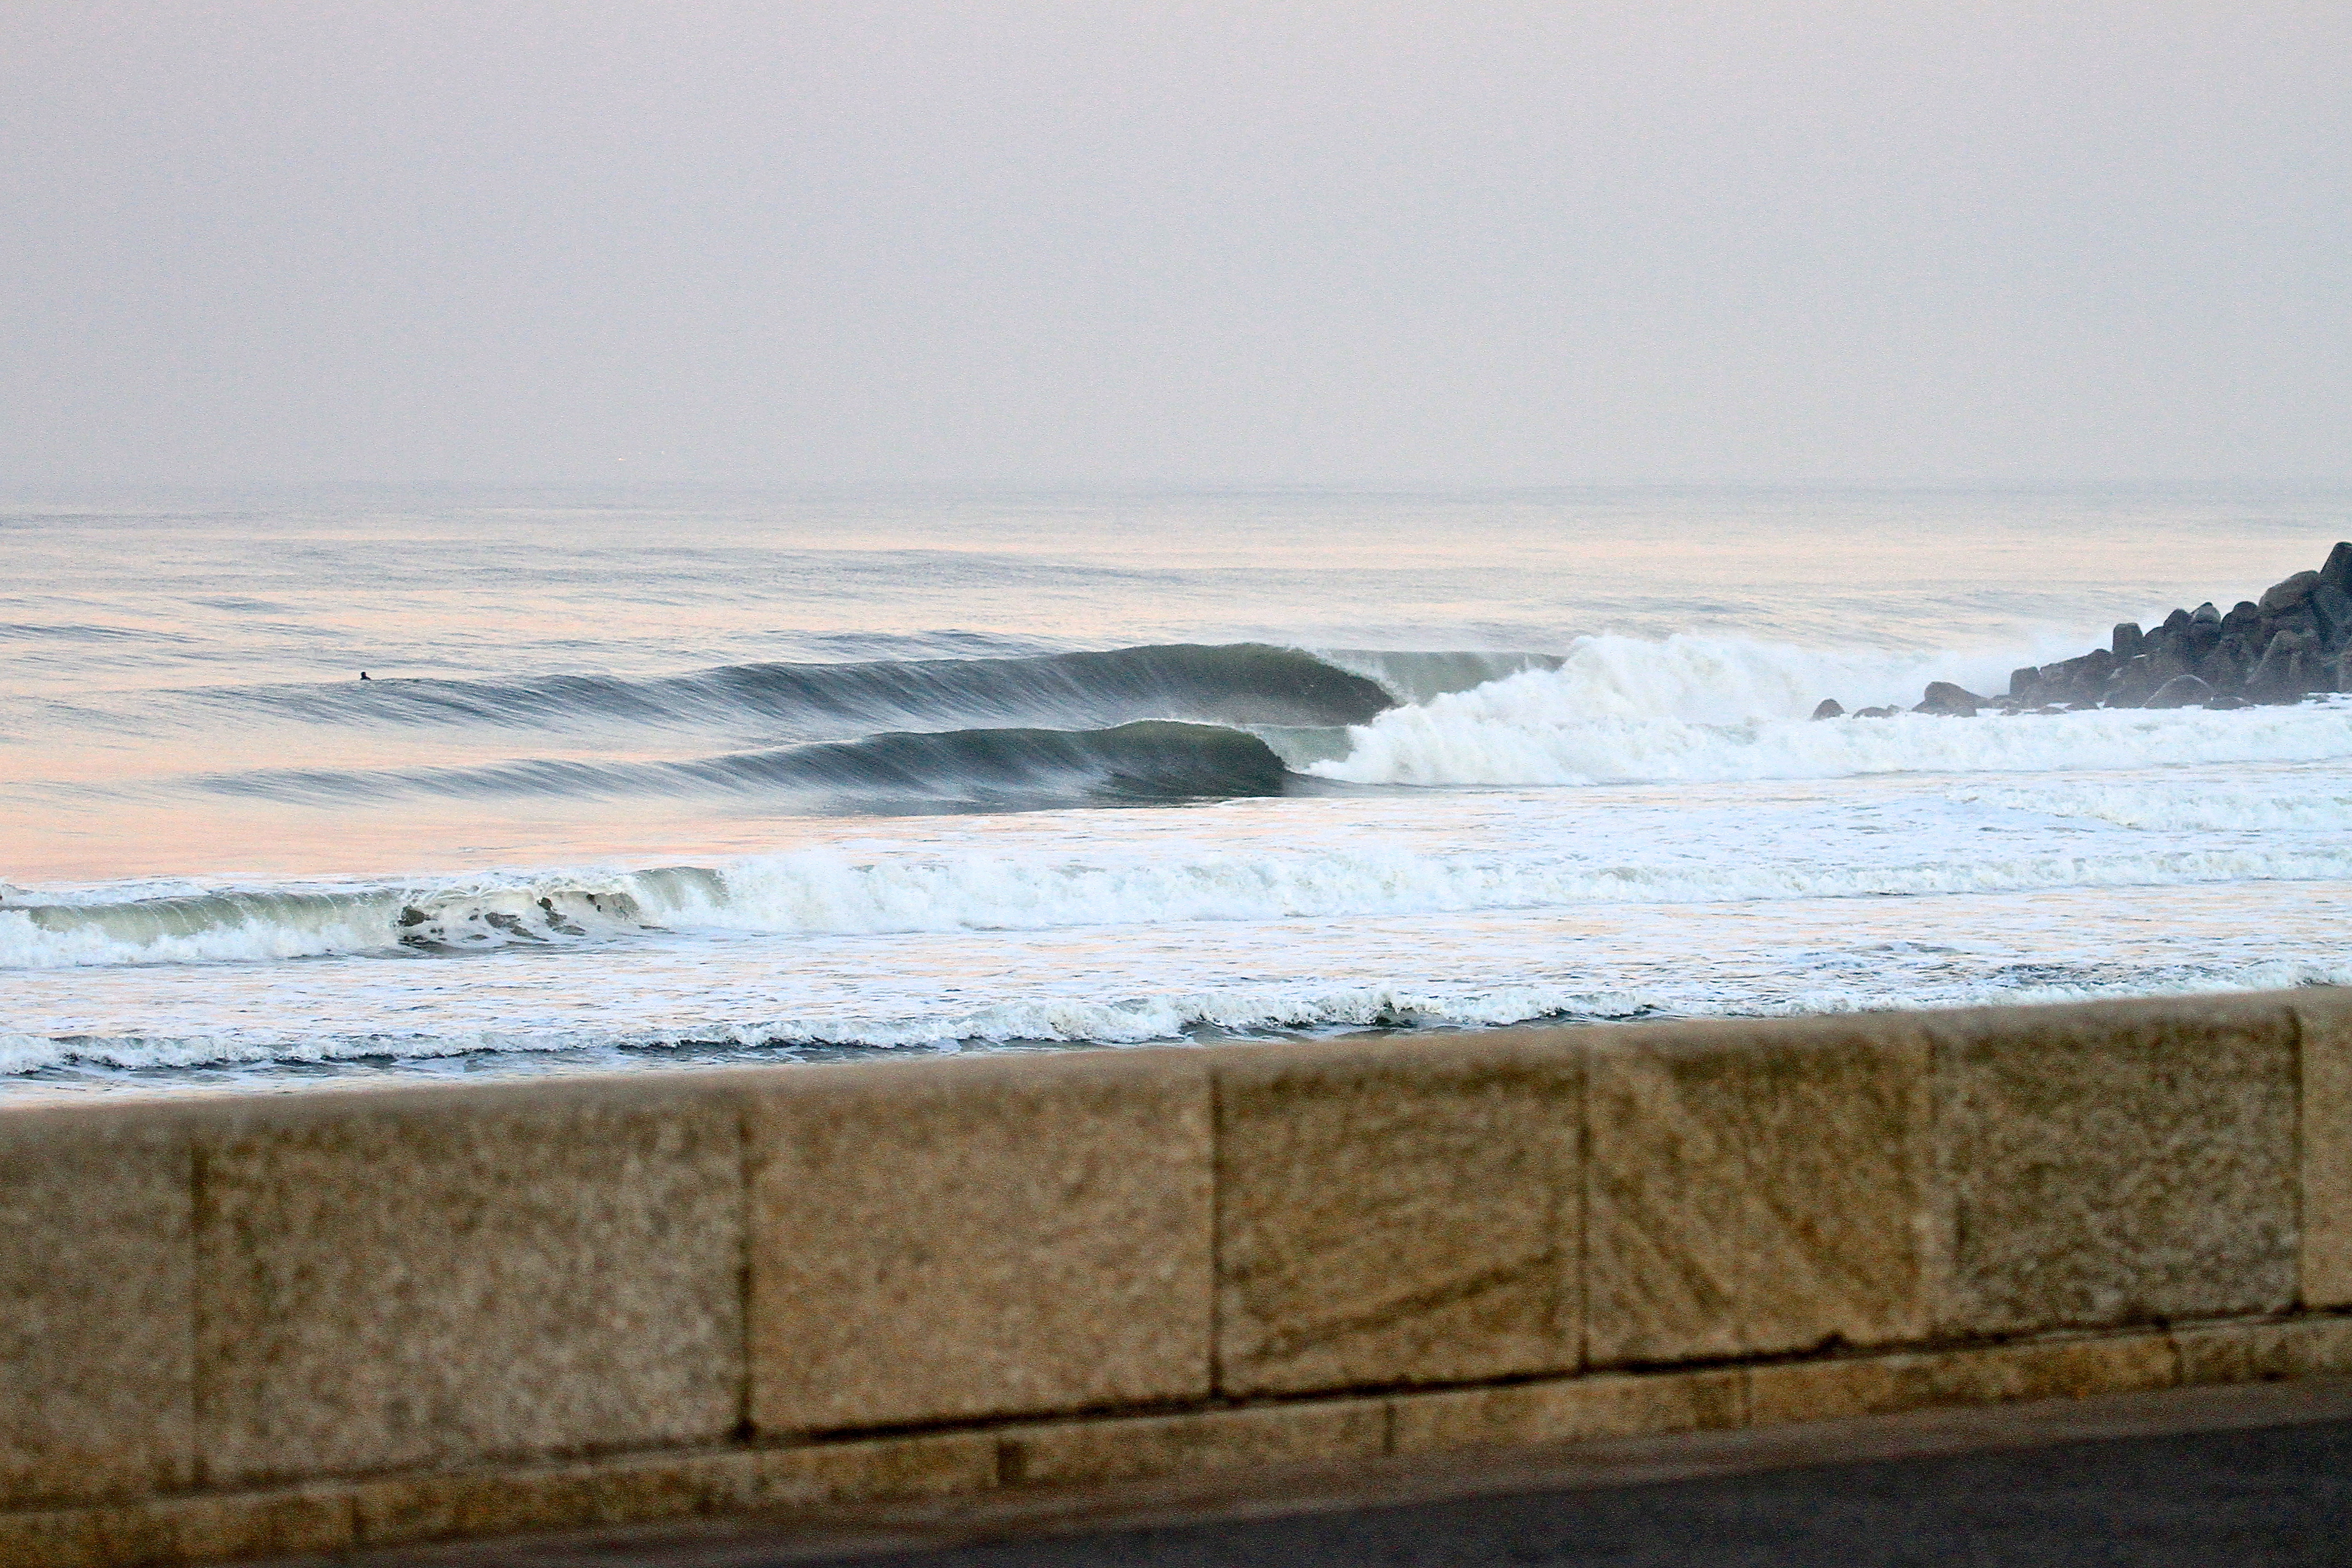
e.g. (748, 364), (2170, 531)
(205, 643), (1400, 737)
(205, 720), (1296, 810)
(95, 641), (1440, 816)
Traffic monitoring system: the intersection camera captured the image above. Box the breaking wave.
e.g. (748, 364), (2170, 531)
(1309, 636), (2352, 787)
(206, 720), (1296, 809)
(160, 644), (1565, 813)
(182, 632), (2343, 811)
(17, 824), (2352, 971)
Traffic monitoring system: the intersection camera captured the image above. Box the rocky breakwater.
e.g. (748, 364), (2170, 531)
(1814, 542), (2352, 720)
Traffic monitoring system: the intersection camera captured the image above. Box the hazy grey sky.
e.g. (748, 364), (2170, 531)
(4, 2), (2347, 487)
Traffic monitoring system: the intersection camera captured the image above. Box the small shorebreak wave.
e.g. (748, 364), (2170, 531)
(0, 870), (721, 966)
(18, 816), (2352, 971)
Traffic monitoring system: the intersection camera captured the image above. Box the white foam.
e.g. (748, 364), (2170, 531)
(1308, 636), (2352, 787)
(1955, 779), (2352, 833)
(17, 818), (2352, 973)
(13, 952), (2352, 1078)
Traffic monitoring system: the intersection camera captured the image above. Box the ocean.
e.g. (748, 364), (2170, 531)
(5, 486), (2350, 1100)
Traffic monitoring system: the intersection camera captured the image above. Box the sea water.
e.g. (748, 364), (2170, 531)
(5, 486), (2350, 1098)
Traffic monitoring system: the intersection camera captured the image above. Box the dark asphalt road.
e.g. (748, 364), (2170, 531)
(814, 1417), (2352, 1568)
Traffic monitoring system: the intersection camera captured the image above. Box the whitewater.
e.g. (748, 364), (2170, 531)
(6, 486), (2352, 1095)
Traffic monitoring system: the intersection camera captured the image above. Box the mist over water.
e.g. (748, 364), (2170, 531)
(6, 486), (2351, 1095)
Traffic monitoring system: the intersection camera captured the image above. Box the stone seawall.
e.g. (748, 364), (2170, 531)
(6, 990), (2351, 1565)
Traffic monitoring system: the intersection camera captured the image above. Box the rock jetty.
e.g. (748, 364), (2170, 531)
(1817, 542), (2352, 717)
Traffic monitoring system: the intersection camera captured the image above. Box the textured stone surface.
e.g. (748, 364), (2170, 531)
(745, 1432), (1001, 1508)
(1585, 1018), (1933, 1367)
(2297, 989), (2352, 1307)
(749, 1051), (1214, 1433)
(159, 1486), (353, 1562)
(1214, 1033), (1581, 1395)
(350, 1433), (1000, 1550)
(1928, 996), (2299, 1335)
(1002, 1402), (1389, 1487)
(353, 1453), (743, 1546)
(2173, 1317), (2352, 1385)
(1388, 1369), (1744, 1456)
(0, 1109), (193, 1507)
(195, 1083), (745, 1486)
(0, 1504), (174, 1568)
(11, 999), (2352, 1568)
(1746, 1334), (2179, 1426)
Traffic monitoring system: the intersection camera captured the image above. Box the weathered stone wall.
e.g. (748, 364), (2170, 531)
(5, 989), (2350, 1565)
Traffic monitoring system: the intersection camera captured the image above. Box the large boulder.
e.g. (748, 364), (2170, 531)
(2142, 641), (2193, 684)
(2199, 637), (2250, 694)
(2101, 655), (2163, 708)
(2145, 674), (2214, 709)
(1915, 680), (1986, 716)
(2246, 627), (2320, 702)
(2261, 570), (2320, 617)
(2312, 582), (2352, 653)
(1811, 544), (2352, 722)
(2323, 541), (2352, 596)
